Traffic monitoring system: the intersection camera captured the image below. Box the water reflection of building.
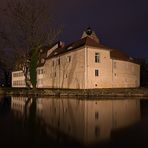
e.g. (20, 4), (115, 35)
(36, 98), (140, 144)
(11, 97), (33, 119)
(11, 96), (140, 144)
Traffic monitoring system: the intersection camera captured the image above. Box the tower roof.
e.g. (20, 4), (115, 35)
(81, 27), (100, 43)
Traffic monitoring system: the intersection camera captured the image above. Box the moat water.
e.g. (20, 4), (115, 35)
(0, 96), (148, 148)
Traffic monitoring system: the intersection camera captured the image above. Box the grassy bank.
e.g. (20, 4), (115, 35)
(0, 87), (148, 98)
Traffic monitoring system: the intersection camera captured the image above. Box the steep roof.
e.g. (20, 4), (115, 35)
(37, 41), (65, 67)
(48, 37), (109, 58)
(110, 49), (130, 61)
(47, 36), (136, 63)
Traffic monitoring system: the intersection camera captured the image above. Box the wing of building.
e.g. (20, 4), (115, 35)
(12, 28), (140, 89)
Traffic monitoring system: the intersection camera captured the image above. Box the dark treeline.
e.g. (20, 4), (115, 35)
(140, 60), (148, 87)
(136, 58), (148, 87)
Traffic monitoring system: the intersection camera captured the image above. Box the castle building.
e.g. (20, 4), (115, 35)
(12, 28), (140, 89)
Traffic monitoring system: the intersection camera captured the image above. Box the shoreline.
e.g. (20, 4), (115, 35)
(0, 87), (148, 98)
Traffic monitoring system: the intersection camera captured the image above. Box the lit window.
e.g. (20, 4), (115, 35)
(95, 53), (100, 63)
(95, 69), (99, 76)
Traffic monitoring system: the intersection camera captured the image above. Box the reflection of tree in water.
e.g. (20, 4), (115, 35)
(1, 96), (62, 147)
(11, 96), (38, 128)
(26, 98), (37, 128)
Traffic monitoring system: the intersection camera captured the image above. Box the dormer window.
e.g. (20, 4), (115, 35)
(129, 57), (133, 60)
(54, 52), (58, 55)
(67, 46), (72, 50)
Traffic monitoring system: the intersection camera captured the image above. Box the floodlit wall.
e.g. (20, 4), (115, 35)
(86, 47), (113, 88)
(43, 47), (85, 89)
(112, 60), (140, 88)
(36, 67), (44, 88)
(12, 47), (140, 89)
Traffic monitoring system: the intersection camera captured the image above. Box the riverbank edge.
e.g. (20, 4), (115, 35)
(0, 87), (148, 98)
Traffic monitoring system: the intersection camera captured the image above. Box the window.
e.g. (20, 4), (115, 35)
(41, 69), (43, 74)
(67, 56), (71, 63)
(57, 59), (60, 65)
(95, 126), (100, 137)
(95, 112), (99, 120)
(65, 74), (68, 78)
(114, 61), (116, 68)
(37, 69), (43, 75)
(95, 53), (100, 63)
(95, 69), (99, 76)
(13, 72), (24, 77)
(52, 60), (54, 66)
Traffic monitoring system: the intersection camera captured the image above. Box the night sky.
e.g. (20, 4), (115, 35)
(0, 0), (148, 60)
(54, 0), (148, 60)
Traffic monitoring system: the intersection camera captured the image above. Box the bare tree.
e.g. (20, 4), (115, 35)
(0, 0), (62, 88)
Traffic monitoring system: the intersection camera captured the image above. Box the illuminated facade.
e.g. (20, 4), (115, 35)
(12, 28), (140, 89)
